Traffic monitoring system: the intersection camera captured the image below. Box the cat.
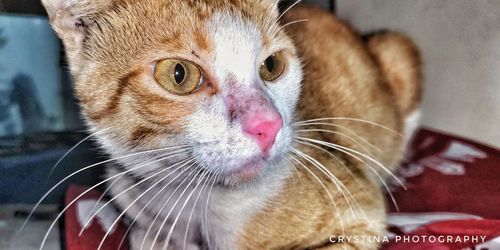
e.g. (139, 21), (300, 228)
(41, 0), (421, 249)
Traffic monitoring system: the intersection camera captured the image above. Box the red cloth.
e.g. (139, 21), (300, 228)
(383, 128), (500, 250)
(65, 185), (129, 250)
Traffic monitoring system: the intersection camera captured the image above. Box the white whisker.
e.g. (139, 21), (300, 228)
(139, 166), (199, 250)
(84, 177), (121, 230)
(84, 148), (189, 232)
(294, 123), (383, 153)
(295, 117), (401, 136)
(151, 167), (205, 250)
(296, 140), (371, 208)
(277, 0), (302, 22)
(289, 153), (345, 236)
(183, 173), (213, 250)
(281, 18), (309, 29)
(269, 0), (302, 34)
(163, 170), (210, 250)
(22, 144), (191, 233)
(116, 162), (199, 250)
(47, 127), (111, 178)
(295, 129), (378, 159)
(296, 136), (405, 189)
(96, 158), (197, 250)
(203, 173), (218, 249)
(292, 149), (361, 219)
(38, 151), (191, 250)
(295, 137), (403, 211)
(284, 158), (302, 179)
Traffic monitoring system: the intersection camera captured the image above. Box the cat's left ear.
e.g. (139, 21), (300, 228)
(42, 0), (115, 63)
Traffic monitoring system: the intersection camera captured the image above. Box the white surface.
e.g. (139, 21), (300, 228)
(0, 205), (60, 250)
(336, 0), (500, 147)
(77, 199), (119, 234)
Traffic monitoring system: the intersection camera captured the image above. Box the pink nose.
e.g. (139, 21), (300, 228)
(242, 114), (283, 154)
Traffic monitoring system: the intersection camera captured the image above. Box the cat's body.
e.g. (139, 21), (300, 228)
(42, 0), (421, 249)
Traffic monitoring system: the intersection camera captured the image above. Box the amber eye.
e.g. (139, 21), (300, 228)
(154, 59), (202, 95)
(259, 51), (286, 82)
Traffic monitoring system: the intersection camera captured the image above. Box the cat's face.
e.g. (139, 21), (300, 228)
(58, 0), (302, 183)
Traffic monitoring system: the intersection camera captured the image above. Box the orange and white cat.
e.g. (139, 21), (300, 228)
(42, 0), (421, 249)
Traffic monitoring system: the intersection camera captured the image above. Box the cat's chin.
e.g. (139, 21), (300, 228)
(229, 160), (266, 182)
(212, 157), (271, 185)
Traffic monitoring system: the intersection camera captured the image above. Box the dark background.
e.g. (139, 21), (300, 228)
(0, 0), (47, 15)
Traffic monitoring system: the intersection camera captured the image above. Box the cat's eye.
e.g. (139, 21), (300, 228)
(259, 51), (286, 82)
(154, 59), (202, 95)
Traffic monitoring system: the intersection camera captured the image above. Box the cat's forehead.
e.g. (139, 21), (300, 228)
(84, 0), (281, 69)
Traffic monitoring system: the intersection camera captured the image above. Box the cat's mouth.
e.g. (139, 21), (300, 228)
(228, 158), (266, 182)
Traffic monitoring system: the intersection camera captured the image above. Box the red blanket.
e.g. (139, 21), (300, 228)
(383, 128), (500, 249)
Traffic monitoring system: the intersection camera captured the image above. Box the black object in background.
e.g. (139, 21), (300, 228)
(0, 0), (47, 16)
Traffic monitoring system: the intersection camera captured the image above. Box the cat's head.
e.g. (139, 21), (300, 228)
(43, 0), (302, 183)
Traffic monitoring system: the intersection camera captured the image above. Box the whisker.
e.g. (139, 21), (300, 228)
(366, 162), (401, 212)
(84, 148), (189, 230)
(38, 152), (191, 250)
(289, 153), (346, 236)
(96, 158), (197, 250)
(203, 173), (218, 249)
(268, 0), (302, 34)
(284, 158), (302, 180)
(151, 167), (205, 250)
(84, 177), (121, 229)
(47, 127), (111, 179)
(295, 129), (378, 160)
(116, 162), (199, 250)
(294, 123), (383, 153)
(163, 170), (210, 250)
(296, 139), (372, 206)
(22, 144), (192, 233)
(296, 136), (405, 189)
(277, 0), (302, 22)
(292, 149), (361, 219)
(280, 18), (309, 29)
(262, 2), (279, 36)
(82, 156), (194, 236)
(295, 137), (403, 211)
(139, 166), (199, 250)
(295, 117), (402, 136)
(183, 173), (213, 250)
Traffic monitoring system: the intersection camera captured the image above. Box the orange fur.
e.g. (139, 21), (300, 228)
(238, 6), (421, 249)
(366, 32), (422, 116)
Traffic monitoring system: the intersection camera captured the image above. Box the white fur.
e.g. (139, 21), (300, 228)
(181, 12), (302, 248)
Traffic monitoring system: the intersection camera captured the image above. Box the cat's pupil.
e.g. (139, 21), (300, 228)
(265, 56), (275, 72)
(174, 63), (185, 84)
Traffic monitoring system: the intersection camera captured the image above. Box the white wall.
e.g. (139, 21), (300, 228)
(336, 0), (500, 147)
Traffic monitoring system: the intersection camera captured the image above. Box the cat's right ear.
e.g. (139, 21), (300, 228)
(42, 0), (114, 62)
